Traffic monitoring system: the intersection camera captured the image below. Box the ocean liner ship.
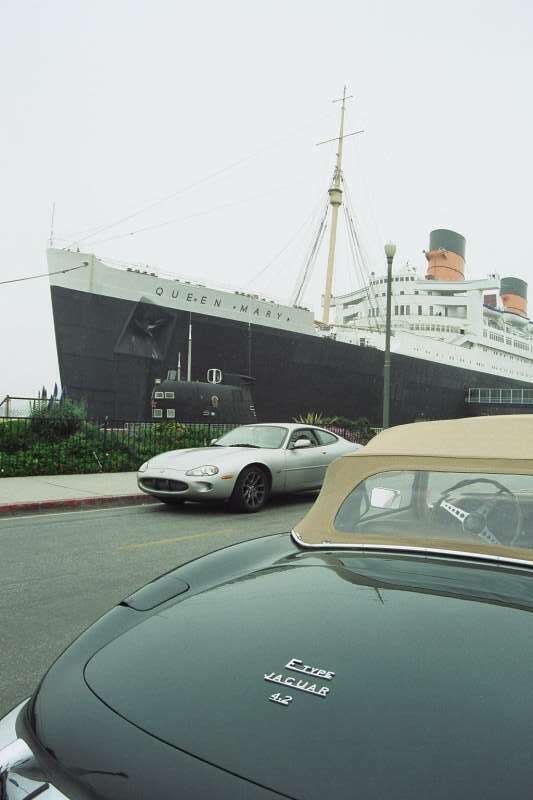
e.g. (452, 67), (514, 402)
(47, 92), (533, 425)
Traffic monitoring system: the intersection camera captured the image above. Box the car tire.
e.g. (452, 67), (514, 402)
(159, 497), (185, 505)
(230, 466), (270, 513)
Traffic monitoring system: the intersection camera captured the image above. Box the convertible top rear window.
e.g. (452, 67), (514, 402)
(334, 471), (533, 552)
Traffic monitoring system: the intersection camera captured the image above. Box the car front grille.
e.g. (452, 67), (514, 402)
(142, 478), (188, 492)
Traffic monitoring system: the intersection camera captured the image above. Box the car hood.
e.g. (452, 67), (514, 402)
(146, 446), (261, 470)
(83, 554), (533, 799)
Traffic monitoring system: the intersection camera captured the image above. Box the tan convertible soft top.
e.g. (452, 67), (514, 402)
(293, 415), (533, 562)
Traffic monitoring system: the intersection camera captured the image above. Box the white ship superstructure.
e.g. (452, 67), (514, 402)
(329, 244), (533, 384)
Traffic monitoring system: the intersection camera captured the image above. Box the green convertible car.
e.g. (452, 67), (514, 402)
(1, 414), (533, 798)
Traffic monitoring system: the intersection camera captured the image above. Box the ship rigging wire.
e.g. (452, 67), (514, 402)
(0, 263), (88, 286)
(281, 152), (383, 317)
(242, 193), (326, 291)
(291, 196), (330, 306)
(343, 208), (380, 333)
(84, 182), (304, 247)
(343, 177), (383, 331)
(343, 206), (381, 330)
(62, 110), (338, 249)
(64, 152), (258, 248)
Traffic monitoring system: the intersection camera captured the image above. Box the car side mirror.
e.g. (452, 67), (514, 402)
(210, 438), (219, 445)
(291, 438), (312, 450)
(370, 487), (401, 509)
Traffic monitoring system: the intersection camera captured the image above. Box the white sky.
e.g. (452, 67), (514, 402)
(1, 0), (532, 399)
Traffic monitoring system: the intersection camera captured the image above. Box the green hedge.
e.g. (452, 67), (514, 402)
(29, 400), (86, 441)
(0, 419), (229, 478)
(332, 416), (376, 445)
(0, 409), (376, 478)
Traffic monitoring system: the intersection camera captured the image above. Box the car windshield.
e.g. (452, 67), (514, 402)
(216, 425), (288, 449)
(334, 470), (533, 553)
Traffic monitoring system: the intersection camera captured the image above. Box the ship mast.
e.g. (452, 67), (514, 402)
(291, 89), (362, 314)
(320, 86), (358, 325)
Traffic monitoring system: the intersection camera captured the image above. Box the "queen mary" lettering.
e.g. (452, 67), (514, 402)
(154, 287), (289, 321)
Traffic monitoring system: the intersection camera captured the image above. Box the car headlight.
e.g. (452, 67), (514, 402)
(185, 465), (219, 477)
(138, 461), (150, 473)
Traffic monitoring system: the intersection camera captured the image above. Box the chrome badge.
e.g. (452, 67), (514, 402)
(264, 657), (336, 708)
(285, 657), (335, 681)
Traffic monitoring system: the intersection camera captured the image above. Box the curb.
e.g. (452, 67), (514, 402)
(0, 493), (158, 518)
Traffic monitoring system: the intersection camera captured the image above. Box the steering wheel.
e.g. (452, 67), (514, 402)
(432, 478), (523, 547)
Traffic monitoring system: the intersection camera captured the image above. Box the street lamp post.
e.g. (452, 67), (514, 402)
(382, 242), (397, 429)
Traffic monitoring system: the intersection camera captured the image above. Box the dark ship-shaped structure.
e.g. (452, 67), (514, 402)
(151, 362), (256, 424)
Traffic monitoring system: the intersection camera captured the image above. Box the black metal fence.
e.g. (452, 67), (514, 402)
(0, 419), (237, 478)
(0, 418), (367, 478)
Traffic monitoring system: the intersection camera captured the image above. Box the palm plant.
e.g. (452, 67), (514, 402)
(293, 412), (338, 426)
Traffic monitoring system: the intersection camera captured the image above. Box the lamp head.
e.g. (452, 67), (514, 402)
(384, 242), (397, 260)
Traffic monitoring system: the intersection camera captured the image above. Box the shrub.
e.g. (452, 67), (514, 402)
(0, 418), (237, 478)
(30, 399), (86, 441)
(0, 418), (32, 453)
(332, 416), (375, 444)
(292, 412), (375, 444)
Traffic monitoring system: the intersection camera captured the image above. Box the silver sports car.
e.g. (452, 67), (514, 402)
(137, 423), (361, 512)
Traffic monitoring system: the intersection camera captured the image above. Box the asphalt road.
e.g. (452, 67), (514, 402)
(0, 494), (315, 717)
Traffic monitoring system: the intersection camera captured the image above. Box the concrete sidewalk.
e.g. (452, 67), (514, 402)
(0, 472), (156, 516)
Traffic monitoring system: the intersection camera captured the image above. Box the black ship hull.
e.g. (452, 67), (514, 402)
(51, 285), (532, 425)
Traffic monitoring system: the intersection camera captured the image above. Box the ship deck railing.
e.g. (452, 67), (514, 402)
(466, 387), (533, 405)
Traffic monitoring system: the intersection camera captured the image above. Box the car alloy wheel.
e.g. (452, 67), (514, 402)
(231, 466), (269, 512)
